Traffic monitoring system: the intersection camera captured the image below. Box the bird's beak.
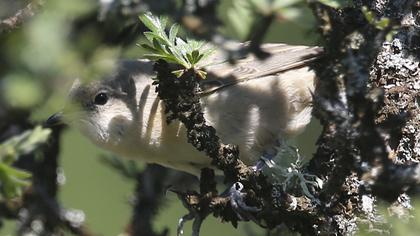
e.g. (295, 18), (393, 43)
(45, 112), (64, 127)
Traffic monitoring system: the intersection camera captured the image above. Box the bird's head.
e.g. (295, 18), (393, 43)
(46, 77), (135, 148)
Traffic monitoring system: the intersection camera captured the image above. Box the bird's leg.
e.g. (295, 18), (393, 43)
(251, 138), (284, 172)
(175, 183), (263, 235)
(175, 168), (215, 236)
(177, 212), (195, 236)
(228, 182), (261, 222)
(170, 188), (201, 236)
(191, 215), (204, 236)
(174, 192), (209, 236)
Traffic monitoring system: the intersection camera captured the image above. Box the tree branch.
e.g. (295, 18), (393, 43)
(0, 0), (44, 34)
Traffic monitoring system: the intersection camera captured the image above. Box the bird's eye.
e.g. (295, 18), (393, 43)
(94, 92), (108, 105)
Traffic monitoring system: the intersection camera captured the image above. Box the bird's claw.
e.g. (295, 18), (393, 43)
(229, 182), (261, 221)
(251, 152), (277, 172)
(177, 213), (194, 236)
(177, 212), (204, 236)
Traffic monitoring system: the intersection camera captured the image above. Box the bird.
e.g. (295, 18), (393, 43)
(46, 43), (321, 175)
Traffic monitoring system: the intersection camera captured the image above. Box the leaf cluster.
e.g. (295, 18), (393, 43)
(362, 6), (391, 30)
(139, 13), (213, 79)
(0, 126), (51, 199)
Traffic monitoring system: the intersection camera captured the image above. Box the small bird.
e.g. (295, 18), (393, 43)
(47, 43), (321, 175)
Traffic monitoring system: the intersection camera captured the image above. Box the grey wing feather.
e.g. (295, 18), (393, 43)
(199, 44), (322, 95)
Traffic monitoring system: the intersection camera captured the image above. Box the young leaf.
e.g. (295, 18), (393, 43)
(0, 126), (50, 199)
(0, 158), (31, 199)
(139, 12), (214, 75)
(169, 24), (179, 43)
(172, 69), (185, 78)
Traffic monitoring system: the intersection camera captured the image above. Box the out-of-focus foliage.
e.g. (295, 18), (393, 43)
(0, 126), (51, 199)
(361, 6), (391, 30)
(317, 0), (350, 9)
(388, 199), (420, 236)
(2, 74), (44, 109)
(357, 199), (420, 235)
(227, 0), (312, 40)
(100, 154), (139, 179)
(1, 0), (121, 122)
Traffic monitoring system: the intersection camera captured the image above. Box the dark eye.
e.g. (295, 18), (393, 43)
(94, 92), (108, 105)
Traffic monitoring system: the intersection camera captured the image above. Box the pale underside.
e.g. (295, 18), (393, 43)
(78, 44), (320, 175)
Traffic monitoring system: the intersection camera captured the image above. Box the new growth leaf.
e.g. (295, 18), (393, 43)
(139, 13), (213, 78)
(0, 126), (51, 199)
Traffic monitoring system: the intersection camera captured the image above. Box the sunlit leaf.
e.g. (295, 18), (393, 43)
(362, 6), (391, 30)
(362, 6), (375, 23)
(169, 24), (180, 43)
(0, 126), (50, 199)
(375, 17), (390, 30)
(139, 12), (213, 73)
(18, 126), (52, 155)
(0, 126), (51, 163)
(0, 163), (31, 199)
(172, 69), (186, 78)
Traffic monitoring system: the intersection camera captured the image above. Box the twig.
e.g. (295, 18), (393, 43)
(0, 0), (44, 33)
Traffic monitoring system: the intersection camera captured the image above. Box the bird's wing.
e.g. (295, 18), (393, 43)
(199, 44), (322, 95)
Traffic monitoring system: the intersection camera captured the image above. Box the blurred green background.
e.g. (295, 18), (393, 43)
(0, 0), (320, 235)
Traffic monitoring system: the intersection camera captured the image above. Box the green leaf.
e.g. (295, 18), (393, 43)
(0, 126), (51, 199)
(191, 50), (199, 62)
(172, 69), (185, 78)
(186, 53), (194, 65)
(362, 6), (391, 30)
(152, 38), (165, 53)
(139, 12), (214, 72)
(375, 17), (390, 30)
(144, 32), (167, 45)
(196, 69), (207, 80)
(201, 47), (216, 61)
(169, 24), (179, 43)
(144, 53), (179, 64)
(362, 6), (375, 23)
(143, 31), (156, 43)
(0, 126), (51, 163)
(227, 1), (252, 39)
(19, 126), (51, 155)
(318, 0), (348, 8)
(140, 43), (159, 53)
(0, 162), (31, 199)
(139, 13), (160, 33)
(159, 16), (168, 31)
